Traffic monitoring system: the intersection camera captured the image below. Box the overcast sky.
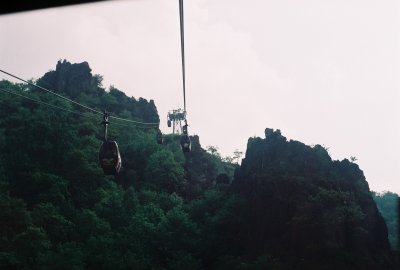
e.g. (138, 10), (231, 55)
(0, 0), (399, 193)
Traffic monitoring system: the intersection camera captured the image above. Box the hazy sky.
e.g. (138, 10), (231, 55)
(0, 0), (399, 193)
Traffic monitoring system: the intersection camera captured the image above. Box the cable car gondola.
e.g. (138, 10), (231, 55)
(167, 0), (191, 153)
(99, 111), (122, 176)
(99, 140), (122, 175)
(180, 122), (191, 152)
(180, 134), (191, 152)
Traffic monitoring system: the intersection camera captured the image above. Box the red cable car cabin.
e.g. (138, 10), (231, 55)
(99, 141), (122, 175)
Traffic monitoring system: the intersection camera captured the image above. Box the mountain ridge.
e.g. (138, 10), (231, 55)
(0, 60), (397, 269)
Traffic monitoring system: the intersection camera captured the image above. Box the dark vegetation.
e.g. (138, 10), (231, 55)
(373, 191), (399, 251)
(0, 60), (398, 269)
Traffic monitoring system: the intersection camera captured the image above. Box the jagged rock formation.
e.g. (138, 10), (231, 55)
(162, 134), (237, 199)
(37, 59), (159, 124)
(1, 59), (398, 269)
(233, 128), (397, 269)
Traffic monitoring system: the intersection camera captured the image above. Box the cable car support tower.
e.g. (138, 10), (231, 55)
(167, 0), (190, 152)
(167, 108), (186, 134)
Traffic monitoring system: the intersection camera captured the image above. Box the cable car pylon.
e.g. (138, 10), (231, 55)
(167, 108), (186, 134)
(166, 0), (191, 152)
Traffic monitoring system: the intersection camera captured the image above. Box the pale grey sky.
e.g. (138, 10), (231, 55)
(0, 0), (399, 193)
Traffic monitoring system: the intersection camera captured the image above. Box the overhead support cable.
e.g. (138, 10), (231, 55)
(0, 69), (159, 126)
(0, 69), (101, 115)
(0, 88), (158, 130)
(0, 87), (98, 119)
(179, 0), (186, 113)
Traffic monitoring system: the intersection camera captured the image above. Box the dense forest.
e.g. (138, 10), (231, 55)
(373, 192), (399, 251)
(0, 60), (398, 269)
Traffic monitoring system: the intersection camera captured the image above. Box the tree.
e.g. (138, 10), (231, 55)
(372, 191), (399, 250)
(144, 150), (185, 193)
(222, 156), (234, 163)
(233, 149), (243, 164)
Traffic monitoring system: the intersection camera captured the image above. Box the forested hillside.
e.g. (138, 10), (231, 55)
(373, 191), (399, 251)
(233, 129), (398, 269)
(0, 60), (398, 269)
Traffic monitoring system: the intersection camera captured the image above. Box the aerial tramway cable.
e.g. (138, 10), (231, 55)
(179, 0), (186, 113)
(0, 69), (101, 115)
(0, 87), (97, 119)
(0, 87), (158, 130)
(178, 0), (191, 152)
(0, 86), (157, 176)
(0, 69), (160, 126)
